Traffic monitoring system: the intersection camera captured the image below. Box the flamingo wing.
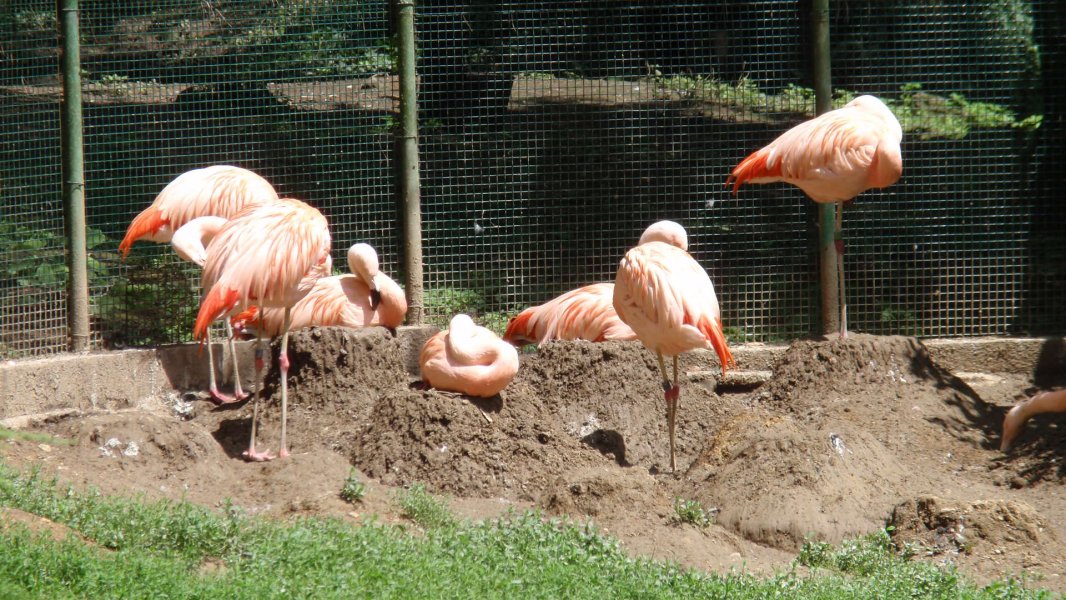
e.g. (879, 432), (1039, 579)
(120, 165), (279, 256)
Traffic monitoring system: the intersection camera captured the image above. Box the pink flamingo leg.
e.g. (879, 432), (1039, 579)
(277, 307), (292, 459)
(243, 335), (275, 462)
(657, 352), (681, 472)
(224, 320), (249, 401)
(206, 328), (237, 405)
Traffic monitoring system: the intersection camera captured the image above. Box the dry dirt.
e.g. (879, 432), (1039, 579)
(2, 328), (1064, 591)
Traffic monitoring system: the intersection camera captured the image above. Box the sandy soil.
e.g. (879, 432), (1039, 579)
(2, 328), (1064, 591)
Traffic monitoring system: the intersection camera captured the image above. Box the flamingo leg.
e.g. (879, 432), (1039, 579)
(223, 319), (248, 401)
(836, 200), (848, 339)
(243, 334), (274, 462)
(277, 307), (292, 459)
(657, 352), (680, 472)
(205, 328), (232, 404)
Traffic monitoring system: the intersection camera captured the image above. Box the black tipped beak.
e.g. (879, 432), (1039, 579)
(370, 289), (382, 311)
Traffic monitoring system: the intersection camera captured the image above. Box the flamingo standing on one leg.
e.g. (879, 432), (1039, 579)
(613, 220), (736, 472)
(193, 198), (332, 461)
(229, 243), (407, 335)
(1001, 389), (1066, 451)
(120, 165), (280, 402)
(503, 282), (636, 346)
(726, 95), (903, 338)
(420, 314), (519, 398)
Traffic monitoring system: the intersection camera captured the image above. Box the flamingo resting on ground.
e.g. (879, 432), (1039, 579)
(727, 95), (903, 338)
(120, 165), (279, 402)
(503, 282), (636, 346)
(170, 216), (249, 403)
(230, 243), (407, 336)
(613, 220), (736, 472)
(1001, 389), (1066, 452)
(193, 198), (332, 461)
(420, 314), (519, 398)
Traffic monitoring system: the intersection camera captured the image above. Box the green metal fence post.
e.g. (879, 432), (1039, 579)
(58, 0), (90, 352)
(812, 0), (838, 337)
(396, 0), (424, 325)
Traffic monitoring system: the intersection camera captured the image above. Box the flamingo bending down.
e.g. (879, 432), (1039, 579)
(193, 198), (332, 461)
(171, 216), (248, 403)
(726, 95), (903, 337)
(1000, 389), (1066, 452)
(230, 243), (407, 336)
(613, 220), (736, 471)
(119, 165), (279, 258)
(120, 165), (279, 402)
(503, 283), (636, 346)
(420, 314), (519, 398)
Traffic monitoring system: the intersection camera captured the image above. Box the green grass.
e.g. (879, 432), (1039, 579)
(671, 497), (714, 528)
(339, 470), (366, 504)
(0, 463), (1056, 599)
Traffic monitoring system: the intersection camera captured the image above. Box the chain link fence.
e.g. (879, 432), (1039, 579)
(0, 0), (1061, 358)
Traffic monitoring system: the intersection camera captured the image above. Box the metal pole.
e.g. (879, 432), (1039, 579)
(812, 0), (838, 337)
(58, 0), (90, 352)
(396, 0), (424, 325)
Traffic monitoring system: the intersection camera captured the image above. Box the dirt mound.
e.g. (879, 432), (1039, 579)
(889, 495), (1062, 584)
(685, 335), (1003, 550)
(352, 340), (745, 501)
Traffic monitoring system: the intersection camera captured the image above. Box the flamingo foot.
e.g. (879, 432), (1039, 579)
(209, 388), (240, 405)
(242, 447), (275, 462)
(278, 447), (290, 459)
(665, 385), (680, 402)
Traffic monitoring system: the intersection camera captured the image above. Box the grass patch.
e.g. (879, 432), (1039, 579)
(396, 483), (457, 530)
(0, 462), (1055, 599)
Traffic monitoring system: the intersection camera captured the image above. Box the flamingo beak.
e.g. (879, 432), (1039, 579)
(370, 289), (382, 311)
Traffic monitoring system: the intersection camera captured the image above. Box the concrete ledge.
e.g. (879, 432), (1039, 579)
(2, 334), (1063, 422)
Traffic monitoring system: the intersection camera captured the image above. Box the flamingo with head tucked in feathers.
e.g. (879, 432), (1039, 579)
(503, 282), (636, 346)
(121, 166), (279, 403)
(613, 220), (735, 472)
(230, 243), (407, 336)
(727, 95), (903, 337)
(193, 198), (332, 461)
(420, 314), (519, 398)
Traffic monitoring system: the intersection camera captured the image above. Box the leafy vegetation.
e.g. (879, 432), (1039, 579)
(670, 498), (715, 528)
(0, 221), (108, 295)
(0, 463), (1056, 598)
(339, 470), (367, 504)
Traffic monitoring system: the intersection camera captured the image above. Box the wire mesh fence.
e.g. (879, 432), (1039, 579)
(0, 0), (1062, 358)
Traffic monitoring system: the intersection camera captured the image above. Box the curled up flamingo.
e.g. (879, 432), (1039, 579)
(727, 95), (903, 337)
(420, 314), (519, 398)
(193, 198), (332, 461)
(613, 220), (735, 472)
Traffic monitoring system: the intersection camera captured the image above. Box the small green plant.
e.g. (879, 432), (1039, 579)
(397, 483), (457, 530)
(339, 470), (366, 504)
(880, 305), (921, 337)
(671, 498), (714, 528)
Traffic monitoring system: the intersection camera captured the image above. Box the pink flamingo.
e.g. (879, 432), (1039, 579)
(1001, 389), (1066, 452)
(503, 283), (636, 346)
(170, 216), (249, 403)
(420, 314), (519, 398)
(119, 165), (279, 257)
(229, 243), (407, 336)
(727, 95), (903, 337)
(613, 220), (736, 471)
(193, 198), (332, 461)
(120, 165), (279, 402)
